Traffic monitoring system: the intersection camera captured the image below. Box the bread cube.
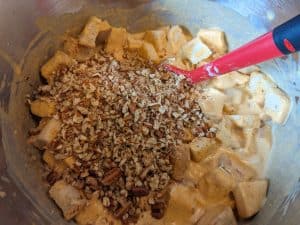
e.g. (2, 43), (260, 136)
(237, 97), (264, 116)
(218, 152), (257, 181)
(211, 71), (249, 90)
(216, 117), (245, 149)
(127, 32), (145, 50)
(233, 180), (268, 218)
(197, 29), (228, 54)
(129, 32), (145, 40)
(198, 88), (227, 118)
(185, 161), (207, 184)
(79, 16), (111, 48)
(30, 99), (56, 117)
(49, 180), (86, 220)
(64, 156), (76, 170)
(144, 29), (167, 54)
(224, 88), (244, 105)
(166, 184), (203, 225)
(29, 118), (61, 148)
(180, 37), (212, 64)
(238, 65), (260, 74)
(105, 27), (127, 61)
(38, 118), (61, 144)
(205, 168), (237, 191)
(76, 198), (120, 225)
(43, 150), (66, 174)
(138, 42), (159, 62)
(228, 115), (260, 129)
(167, 25), (188, 55)
(190, 137), (217, 162)
(248, 71), (276, 105)
(197, 206), (237, 225)
(264, 86), (290, 124)
(171, 145), (190, 181)
(63, 37), (94, 62)
(41, 51), (75, 83)
(127, 35), (144, 50)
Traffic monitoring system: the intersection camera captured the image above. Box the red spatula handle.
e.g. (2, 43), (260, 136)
(193, 14), (300, 81)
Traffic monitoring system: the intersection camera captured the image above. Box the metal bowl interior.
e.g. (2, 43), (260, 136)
(1, 1), (300, 225)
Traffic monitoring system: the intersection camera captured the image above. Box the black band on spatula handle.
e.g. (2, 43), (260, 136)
(273, 14), (300, 54)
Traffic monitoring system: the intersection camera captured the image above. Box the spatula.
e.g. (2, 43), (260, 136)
(165, 15), (300, 83)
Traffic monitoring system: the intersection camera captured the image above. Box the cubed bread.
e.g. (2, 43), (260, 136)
(171, 145), (190, 181)
(233, 180), (268, 218)
(263, 86), (290, 124)
(197, 29), (228, 54)
(204, 167), (237, 191)
(29, 118), (61, 148)
(224, 88), (245, 105)
(237, 98), (264, 116)
(64, 156), (76, 170)
(129, 32), (145, 40)
(185, 161), (207, 184)
(197, 206), (237, 225)
(211, 71), (249, 90)
(144, 29), (168, 54)
(138, 42), (159, 62)
(180, 37), (212, 64)
(218, 152), (257, 181)
(105, 27), (127, 61)
(41, 51), (75, 83)
(167, 25), (188, 55)
(127, 35), (144, 50)
(248, 71), (290, 123)
(30, 99), (56, 117)
(198, 88), (227, 118)
(37, 118), (61, 144)
(43, 150), (66, 174)
(76, 198), (120, 225)
(247, 71), (276, 105)
(63, 37), (95, 62)
(79, 16), (111, 48)
(49, 180), (86, 220)
(228, 115), (260, 129)
(216, 117), (245, 149)
(166, 184), (204, 225)
(190, 137), (217, 162)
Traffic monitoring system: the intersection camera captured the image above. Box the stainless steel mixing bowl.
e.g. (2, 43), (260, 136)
(1, 1), (300, 224)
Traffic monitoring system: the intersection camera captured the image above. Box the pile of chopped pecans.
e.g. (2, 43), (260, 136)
(36, 50), (215, 223)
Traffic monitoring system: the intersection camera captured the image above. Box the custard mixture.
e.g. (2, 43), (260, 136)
(28, 16), (291, 225)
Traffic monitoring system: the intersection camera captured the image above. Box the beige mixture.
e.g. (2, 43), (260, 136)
(28, 16), (291, 225)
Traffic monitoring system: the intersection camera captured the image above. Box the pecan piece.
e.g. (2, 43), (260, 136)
(131, 186), (149, 197)
(46, 171), (61, 185)
(101, 168), (121, 185)
(114, 201), (131, 219)
(86, 176), (98, 190)
(151, 202), (165, 219)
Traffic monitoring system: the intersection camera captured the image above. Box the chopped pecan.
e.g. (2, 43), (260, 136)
(129, 102), (136, 114)
(131, 186), (149, 197)
(86, 176), (98, 189)
(46, 171), (61, 185)
(151, 202), (165, 219)
(114, 201), (131, 219)
(101, 168), (122, 185)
